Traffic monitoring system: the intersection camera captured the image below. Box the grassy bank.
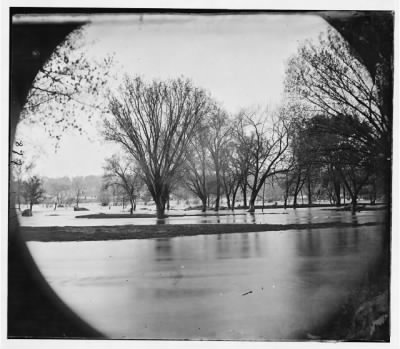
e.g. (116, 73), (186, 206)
(20, 221), (381, 242)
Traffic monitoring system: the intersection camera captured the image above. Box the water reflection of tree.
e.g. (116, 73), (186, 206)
(335, 230), (348, 254)
(295, 231), (322, 257)
(244, 212), (256, 224)
(154, 238), (173, 262)
(333, 228), (360, 255)
(216, 234), (228, 259)
(351, 214), (359, 226)
(306, 208), (313, 225)
(215, 233), (257, 259)
(240, 233), (250, 259)
(254, 233), (263, 258)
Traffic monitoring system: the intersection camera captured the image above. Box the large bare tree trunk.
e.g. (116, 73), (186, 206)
(225, 192), (231, 210)
(155, 198), (166, 219)
(283, 178), (289, 209)
(292, 172), (303, 209)
(248, 192), (257, 213)
(333, 180), (341, 206)
(148, 181), (169, 219)
(293, 193), (298, 209)
(231, 185), (239, 211)
(242, 184), (247, 208)
(307, 176), (312, 206)
(201, 197), (207, 212)
(335, 186), (341, 206)
(351, 195), (357, 214)
(215, 162), (221, 212)
(342, 185), (346, 205)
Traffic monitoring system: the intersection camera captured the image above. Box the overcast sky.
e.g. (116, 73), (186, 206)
(17, 13), (328, 178)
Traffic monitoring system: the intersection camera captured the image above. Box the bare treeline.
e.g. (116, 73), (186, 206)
(104, 76), (291, 218)
(103, 27), (388, 217)
(14, 26), (390, 217)
(284, 27), (389, 212)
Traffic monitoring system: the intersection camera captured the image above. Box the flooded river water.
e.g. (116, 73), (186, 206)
(19, 204), (383, 226)
(25, 207), (386, 340)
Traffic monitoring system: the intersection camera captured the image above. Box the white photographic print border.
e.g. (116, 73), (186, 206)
(1, 1), (398, 348)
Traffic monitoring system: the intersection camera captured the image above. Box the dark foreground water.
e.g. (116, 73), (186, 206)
(27, 211), (385, 340)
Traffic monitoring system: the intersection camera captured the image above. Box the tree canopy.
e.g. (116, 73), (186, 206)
(285, 28), (388, 161)
(21, 27), (114, 144)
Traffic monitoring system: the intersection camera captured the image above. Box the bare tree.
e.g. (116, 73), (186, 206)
(285, 116), (320, 208)
(232, 114), (255, 208)
(42, 176), (72, 209)
(300, 114), (375, 212)
(51, 181), (70, 210)
(12, 165), (29, 211)
(239, 108), (291, 212)
(206, 106), (232, 211)
(103, 154), (142, 214)
(11, 140), (35, 211)
(284, 27), (387, 169)
(104, 76), (212, 218)
(72, 177), (85, 208)
(183, 124), (212, 212)
(22, 176), (45, 215)
(220, 140), (242, 210)
(21, 27), (114, 144)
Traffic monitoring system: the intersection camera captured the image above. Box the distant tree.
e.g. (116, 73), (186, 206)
(98, 187), (111, 206)
(106, 183), (124, 207)
(205, 106), (232, 211)
(22, 176), (45, 214)
(10, 139), (24, 210)
(220, 140), (241, 210)
(103, 154), (142, 214)
(12, 161), (35, 211)
(183, 124), (213, 212)
(54, 184), (69, 209)
(44, 177), (71, 209)
(72, 177), (85, 208)
(104, 76), (212, 218)
(64, 195), (76, 207)
(231, 115), (253, 207)
(81, 175), (103, 198)
(286, 116), (321, 208)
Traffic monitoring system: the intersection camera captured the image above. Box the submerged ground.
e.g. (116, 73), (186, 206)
(18, 204), (389, 340)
